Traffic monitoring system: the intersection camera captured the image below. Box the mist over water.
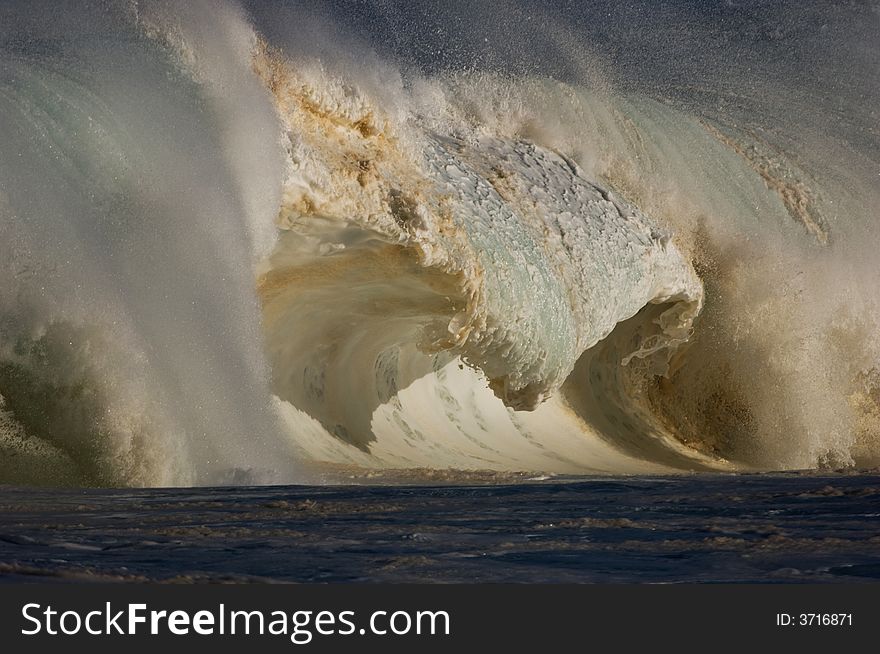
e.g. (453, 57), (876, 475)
(1, 1), (878, 486)
(0, 1), (296, 485)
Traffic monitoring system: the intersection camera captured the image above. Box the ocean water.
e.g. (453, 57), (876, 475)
(2, 473), (879, 583)
(0, 0), (878, 581)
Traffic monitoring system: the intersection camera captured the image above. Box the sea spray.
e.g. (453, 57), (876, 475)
(1, 0), (878, 485)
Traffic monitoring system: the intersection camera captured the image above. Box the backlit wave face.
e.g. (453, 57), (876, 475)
(253, 46), (709, 474)
(0, 0), (878, 486)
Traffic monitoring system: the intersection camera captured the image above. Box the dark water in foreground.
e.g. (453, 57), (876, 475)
(1, 474), (879, 583)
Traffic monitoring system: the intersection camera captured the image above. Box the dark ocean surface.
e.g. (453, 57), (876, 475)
(2, 473), (879, 583)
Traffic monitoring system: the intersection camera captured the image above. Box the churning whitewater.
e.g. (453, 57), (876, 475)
(1, 1), (879, 487)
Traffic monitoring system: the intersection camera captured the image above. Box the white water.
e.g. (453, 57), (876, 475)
(1, 1), (878, 486)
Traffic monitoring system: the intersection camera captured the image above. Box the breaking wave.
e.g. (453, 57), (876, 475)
(1, 0), (879, 486)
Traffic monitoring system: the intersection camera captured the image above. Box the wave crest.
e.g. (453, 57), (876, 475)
(254, 46), (709, 471)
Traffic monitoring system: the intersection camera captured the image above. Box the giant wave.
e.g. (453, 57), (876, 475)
(1, 0), (879, 486)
